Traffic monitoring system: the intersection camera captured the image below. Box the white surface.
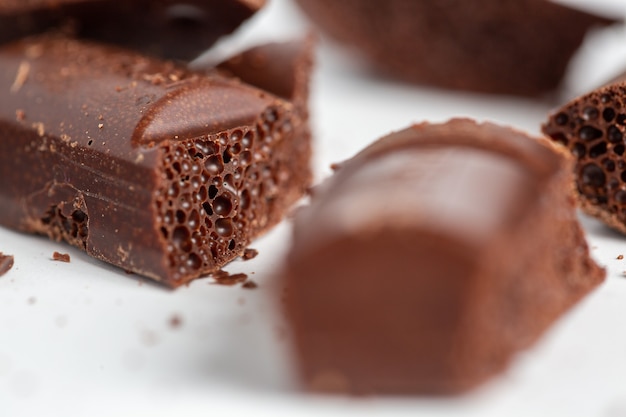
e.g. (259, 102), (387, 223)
(3, 1), (626, 416)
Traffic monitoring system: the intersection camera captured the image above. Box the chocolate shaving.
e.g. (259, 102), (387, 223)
(52, 251), (71, 262)
(0, 252), (14, 276)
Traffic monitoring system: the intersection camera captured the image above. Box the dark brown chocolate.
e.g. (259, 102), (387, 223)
(295, 0), (618, 96)
(0, 0), (266, 60)
(0, 252), (14, 276)
(543, 81), (626, 233)
(0, 36), (311, 287)
(282, 119), (604, 394)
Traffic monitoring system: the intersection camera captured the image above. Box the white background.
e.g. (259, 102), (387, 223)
(2, 1), (626, 416)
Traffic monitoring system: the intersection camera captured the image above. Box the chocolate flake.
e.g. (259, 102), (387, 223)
(242, 280), (258, 289)
(242, 248), (259, 261)
(211, 270), (248, 286)
(52, 251), (71, 262)
(617, 254), (624, 260)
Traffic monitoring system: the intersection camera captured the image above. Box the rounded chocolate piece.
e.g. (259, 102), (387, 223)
(283, 119), (604, 394)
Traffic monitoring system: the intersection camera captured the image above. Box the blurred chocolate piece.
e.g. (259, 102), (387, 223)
(543, 80), (626, 233)
(0, 0), (266, 60)
(283, 119), (604, 394)
(0, 252), (14, 276)
(295, 0), (618, 96)
(0, 36), (311, 287)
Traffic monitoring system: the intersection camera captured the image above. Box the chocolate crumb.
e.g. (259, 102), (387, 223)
(242, 248), (258, 261)
(211, 270), (248, 286)
(329, 163), (342, 171)
(27, 296), (36, 305)
(0, 253), (14, 276)
(618, 255), (624, 260)
(169, 314), (182, 329)
(242, 280), (258, 289)
(52, 252), (71, 262)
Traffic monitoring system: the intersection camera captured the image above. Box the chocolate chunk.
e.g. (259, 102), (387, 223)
(52, 251), (70, 262)
(294, 0), (618, 96)
(282, 119), (604, 394)
(0, 252), (14, 276)
(543, 80), (626, 234)
(0, 0), (266, 60)
(0, 36), (311, 287)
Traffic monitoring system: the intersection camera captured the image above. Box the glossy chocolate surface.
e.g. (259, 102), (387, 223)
(0, 0), (266, 60)
(0, 36), (311, 286)
(283, 119), (604, 394)
(216, 36), (315, 107)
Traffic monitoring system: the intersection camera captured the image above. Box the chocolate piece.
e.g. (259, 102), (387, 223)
(294, 0), (617, 96)
(0, 0), (265, 60)
(214, 37), (314, 183)
(0, 252), (14, 276)
(0, 36), (311, 287)
(52, 251), (71, 262)
(543, 81), (626, 234)
(282, 119), (604, 394)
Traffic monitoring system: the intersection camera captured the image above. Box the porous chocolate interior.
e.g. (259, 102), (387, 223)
(543, 84), (626, 226)
(155, 108), (295, 281)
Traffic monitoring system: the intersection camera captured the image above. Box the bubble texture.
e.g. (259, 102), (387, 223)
(543, 86), (626, 224)
(153, 106), (307, 282)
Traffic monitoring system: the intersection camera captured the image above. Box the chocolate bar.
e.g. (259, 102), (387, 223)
(0, 36), (311, 287)
(282, 119), (604, 394)
(294, 0), (617, 96)
(0, 0), (265, 60)
(543, 80), (626, 233)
